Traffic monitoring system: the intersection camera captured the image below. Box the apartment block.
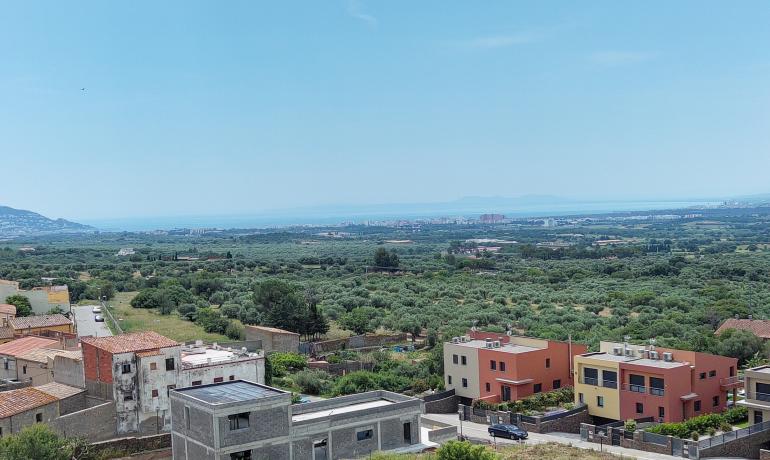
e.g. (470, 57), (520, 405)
(170, 380), (423, 460)
(443, 330), (587, 404)
(574, 341), (740, 423)
(738, 365), (770, 425)
(81, 332), (265, 435)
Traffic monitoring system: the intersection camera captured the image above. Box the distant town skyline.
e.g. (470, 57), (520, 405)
(2, 1), (769, 220)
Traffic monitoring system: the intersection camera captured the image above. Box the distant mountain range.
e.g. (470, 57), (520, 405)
(0, 205), (93, 238)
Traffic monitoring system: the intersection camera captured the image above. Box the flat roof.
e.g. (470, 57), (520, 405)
(180, 348), (260, 366)
(292, 399), (394, 422)
(580, 352), (686, 368)
(453, 340), (541, 354)
(175, 380), (284, 405)
(750, 366), (770, 375)
(627, 358), (685, 369)
(579, 352), (635, 363)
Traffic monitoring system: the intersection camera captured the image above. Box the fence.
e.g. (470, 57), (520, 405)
(642, 431), (670, 446)
(101, 298), (123, 335)
(698, 420), (770, 449)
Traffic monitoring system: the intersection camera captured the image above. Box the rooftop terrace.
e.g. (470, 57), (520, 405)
(175, 380), (286, 405)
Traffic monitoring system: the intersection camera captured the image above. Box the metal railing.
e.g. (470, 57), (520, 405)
(621, 383), (664, 396)
(745, 391), (770, 402)
(642, 431), (669, 446)
(720, 376), (743, 386)
(580, 377), (617, 389)
(698, 420), (770, 449)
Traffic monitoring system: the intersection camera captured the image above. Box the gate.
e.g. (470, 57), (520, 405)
(610, 428), (621, 446)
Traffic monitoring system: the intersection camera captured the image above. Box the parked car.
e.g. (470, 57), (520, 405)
(92, 306), (102, 314)
(488, 424), (528, 440)
(94, 315), (104, 322)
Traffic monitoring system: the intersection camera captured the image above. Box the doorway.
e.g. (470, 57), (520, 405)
(403, 422), (412, 444)
(313, 439), (328, 460)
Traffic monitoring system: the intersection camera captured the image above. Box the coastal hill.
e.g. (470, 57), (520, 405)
(0, 205), (93, 237)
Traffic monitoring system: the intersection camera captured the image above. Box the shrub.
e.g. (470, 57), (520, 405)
(723, 406), (748, 424)
(435, 441), (496, 460)
(691, 431), (700, 441)
(624, 419), (637, 432)
(269, 352), (308, 377)
(293, 369), (333, 395)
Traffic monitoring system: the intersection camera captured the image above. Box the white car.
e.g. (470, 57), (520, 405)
(92, 306), (102, 314)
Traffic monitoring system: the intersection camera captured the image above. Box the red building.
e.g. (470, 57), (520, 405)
(444, 330), (587, 404)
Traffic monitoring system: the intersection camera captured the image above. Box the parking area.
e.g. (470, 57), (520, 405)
(73, 305), (113, 338)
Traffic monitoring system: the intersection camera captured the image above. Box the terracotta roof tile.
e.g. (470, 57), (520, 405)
(35, 382), (85, 400)
(9, 314), (72, 330)
(136, 350), (162, 358)
(0, 387), (58, 418)
(17, 348), (81, 364)
(80, 331), (179, 354)
(716, 318), (770, 339)
(0, 336), (59, 357)
(0, 327), (13, 339)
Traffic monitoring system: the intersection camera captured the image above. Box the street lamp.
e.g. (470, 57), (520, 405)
(458, 408), (464, 440)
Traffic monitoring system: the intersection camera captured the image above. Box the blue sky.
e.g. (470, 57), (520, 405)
(1, 1), (769, 220)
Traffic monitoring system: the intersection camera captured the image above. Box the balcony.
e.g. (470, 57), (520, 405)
(746, 392), (770, 403)
(621, 383), (665, 397)
(720, 376), (744, 390)
(579, 378), (617, 389)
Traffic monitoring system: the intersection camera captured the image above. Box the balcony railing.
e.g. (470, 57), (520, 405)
(746, 391), (770, 403)
(580, 378), (617, 389)
(621, 383), (665, 397)
(720, 376), (744, 388)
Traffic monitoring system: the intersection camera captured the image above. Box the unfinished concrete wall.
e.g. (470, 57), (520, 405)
(179, 357), (264, 388)
(49, 399), (117, 442)
(52, 355), (84, 388)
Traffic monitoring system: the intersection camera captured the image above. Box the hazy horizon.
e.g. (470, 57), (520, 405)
(2, 1), (770, 220)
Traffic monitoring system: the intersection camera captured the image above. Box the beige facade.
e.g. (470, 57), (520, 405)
(738, 365), (770, 424)
(573, 354), (622, 420)
(443, 342), (480, 400)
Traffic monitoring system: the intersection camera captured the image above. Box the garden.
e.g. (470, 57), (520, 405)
(645, 406), (748, 440)
(471, 387), (576, 416)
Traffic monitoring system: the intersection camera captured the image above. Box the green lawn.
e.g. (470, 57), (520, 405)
(107, 292), (228, 343)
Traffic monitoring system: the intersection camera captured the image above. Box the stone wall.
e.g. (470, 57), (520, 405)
(760, 448), (770, 460)
(0, 402), (59, 435)
(307, 360), (374, 376)
(700, 428), (770, 459)
(90, 433), (171, 457)
(49, 399), (117, 442)
(518, 407), (592, 434)
(58, 391), (87, 415)
(424, 394), (458, 414)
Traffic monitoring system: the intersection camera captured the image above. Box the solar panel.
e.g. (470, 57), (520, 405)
(178, 381), (283, 405)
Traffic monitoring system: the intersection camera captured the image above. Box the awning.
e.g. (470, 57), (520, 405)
(495, 378), (533, 386)
(680, 393), (699, 401)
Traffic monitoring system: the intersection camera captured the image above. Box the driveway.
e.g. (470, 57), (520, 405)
(73, 305), (112, 338)
(422, 413), (687, 460)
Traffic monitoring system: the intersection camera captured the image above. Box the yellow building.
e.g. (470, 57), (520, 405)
(573, 352), (624, 421)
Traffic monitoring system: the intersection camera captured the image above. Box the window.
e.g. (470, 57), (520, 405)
(629, 374), (645, 393)
(35, 413), (42, 423)
(448, 375), (452, 385)
(490, 360), (496, 371)
(545, 358), (551, 368)
(578, 393), (584, 404)
(152, 389), (159, 398)
(462, 378), (468, 388)
(122, 363), (131, 374)
(713, 396), (719, 407)
(230, 451), (252, 460)
(699, 372), (706, 380)
(184, 406), (190, 429)
(124, 394), (133, 401)
(228, 412), (250, 430)
(165, 358), (175, 371)
(485, 382), (491, 392)
(709, 370), (716, 378)
(356, 429), (373, 441)
(192, 380), (202, 386)
(452, 354), (458, 364)
(3, 361), (7, 370)
(694, 400), (701, 412)
(597, 396), (604, 407)
(649, 377), (665, 396)
(553, 379), (561, 389)
(229, 375), (235, 381)
(583, 367), (598, 386)
(500, 361), (506, 372)
(755, 411), (764, 424)
(150, 362), (157, 370)
(167, 384), (175, 396)
(22, 365), (27, 375)
(461, 355), (467, 365)
(602, 370), (617, 388)
(658, 406), (665, 419)
(533, 383), (542, 393)
(636, 403), (644, 414)
(214, 377), (224, 383)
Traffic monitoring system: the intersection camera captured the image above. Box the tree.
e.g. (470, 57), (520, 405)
(716, 328), (767, 365)
(339, 307), (376, 335)
(0, 424), (93, 460)
(373, 248), (399, 269)
(5, 295), (32, 317)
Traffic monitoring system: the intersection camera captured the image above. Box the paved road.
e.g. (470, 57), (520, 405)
(73, 305), (112, 338)
(423, 413), (688, 460)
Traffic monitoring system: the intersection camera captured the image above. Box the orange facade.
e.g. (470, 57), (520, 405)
(456, 331), (587, 403)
